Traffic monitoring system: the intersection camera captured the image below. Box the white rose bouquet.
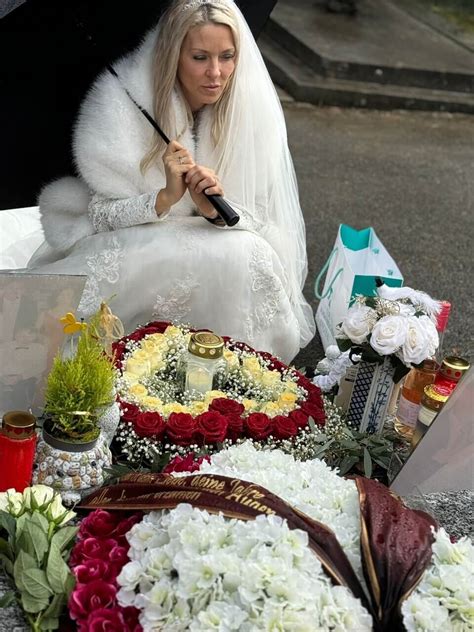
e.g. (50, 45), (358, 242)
(0, 485), (77, 631)
(336, 285), (440, 382)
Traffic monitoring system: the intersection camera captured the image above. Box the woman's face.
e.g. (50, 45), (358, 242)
(178, 23), (236, 112)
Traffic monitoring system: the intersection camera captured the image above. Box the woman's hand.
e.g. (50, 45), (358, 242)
(185, 165), (224, 219)
(159, 140), (194, 209)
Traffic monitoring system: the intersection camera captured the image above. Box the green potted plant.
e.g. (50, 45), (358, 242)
(42, 327), (116, 451)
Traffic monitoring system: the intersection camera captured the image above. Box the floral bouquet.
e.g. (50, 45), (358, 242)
(69, 443), (474, 631)
(112, 321), (325, 468)
(0, 485), (77, 631)
(336, 286), (440, 382)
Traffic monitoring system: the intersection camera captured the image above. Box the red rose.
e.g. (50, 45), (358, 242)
(79, 608), (126, 632)
(79, 510), (121, 539)
(115, 513), (143, 543)
(69, 537), (118, 566)
(196, 411), (228, 444)
(69, 580), (117, 621)
(246, 413), (273, 440)
(119, 401), (141, 424)
(162, 452), (210, 474)
(166, 413), (197, 446)
(272, 415), (298, 440)
(133, 412), (165, 438)
(301, 401), (325, 426)
(289, 409), (309, 429)
(226, 414), (244, 442)
(73, 559), (116, 584)
(209, 397), (245, 416)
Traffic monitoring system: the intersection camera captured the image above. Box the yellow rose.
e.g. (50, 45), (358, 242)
(242, 398), (258, 412)
(125, 358), (149, 377)
(140, 396), (163, 410)
(224, 349), (239, 369)
(162, 402), (187, 417)
(129, 383), (148, 398)
(164, 325), (182, 338)
(260, 401), (281, 417)
(261, 370), (282, 388)
(278, 391), (298, 410)
(283, 380), (299, 393)
(190, 401), (208, 415)
(121, 371), (139, 385)
(148, 353), (165, 372)
(242, 357), (262, 374)
(204, 390), (227, 404)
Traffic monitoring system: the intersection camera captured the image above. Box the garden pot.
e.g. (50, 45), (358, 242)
(33, 425), (112, 505)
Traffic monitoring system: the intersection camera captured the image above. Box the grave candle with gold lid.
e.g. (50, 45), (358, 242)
(177, 332), (227, 395)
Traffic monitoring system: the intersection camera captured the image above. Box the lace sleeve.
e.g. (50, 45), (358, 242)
(88, 191), (170, 233)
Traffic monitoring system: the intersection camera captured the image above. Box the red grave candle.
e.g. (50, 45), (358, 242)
(0, 411), (37, 492)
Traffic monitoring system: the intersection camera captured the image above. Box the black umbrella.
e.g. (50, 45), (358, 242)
(0, 0), (277, 211)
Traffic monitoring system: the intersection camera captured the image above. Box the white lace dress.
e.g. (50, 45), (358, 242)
(30, 191), (302, 362)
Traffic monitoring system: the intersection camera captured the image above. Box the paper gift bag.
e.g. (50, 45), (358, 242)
(315, 224), (403, 350)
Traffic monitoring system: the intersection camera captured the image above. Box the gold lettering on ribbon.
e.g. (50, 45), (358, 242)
(87, 487), (114, 506)
(225, 480), (275, 515)
(190, 475), (226, 492)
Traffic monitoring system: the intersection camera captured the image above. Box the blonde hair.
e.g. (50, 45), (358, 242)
(140, 0), (239, 173)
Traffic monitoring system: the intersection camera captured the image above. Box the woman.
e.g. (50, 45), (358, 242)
(29, 0), (315, 362)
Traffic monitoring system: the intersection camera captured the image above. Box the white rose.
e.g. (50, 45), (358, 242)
(341, 305), (377, 344)
(370, 315), (408, 356)
(0, 492), (9, 513)
(5, 489), (24, 517)
(418, 315), (439, 358)
(46, 494), (76, 525)
(23, 484), (55, 510)
(400, 316), (434, 365)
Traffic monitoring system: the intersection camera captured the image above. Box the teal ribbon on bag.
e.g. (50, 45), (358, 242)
(314, 248), (344, 300)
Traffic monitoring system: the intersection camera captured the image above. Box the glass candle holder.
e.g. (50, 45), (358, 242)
(177, 331), (227, 396)
(0, 410), (37, 492)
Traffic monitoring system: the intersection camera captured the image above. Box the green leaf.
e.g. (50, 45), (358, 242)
(336, 337), (353, 353)
(22, 568), (53, 600)
(0, 553), (14, 576)
(30, 511), (50, 535)
(0, 537), (13, 560)
(338, 439), (360, 450)
(16, 529), (36, 560)
(338, 455), (359, 475)
(20, 591), (49, 614)
(51, 526), (79, 553)
(373, 456), (391, 470)
(363, 448), (373, 479)
(0, 511), (16, 539)
(308, 417), (318, 433)
(46, 543), (70, 594)
(65, 572), (76, 597)
(15, 513), (29, 540)
(0, 591), (16, 608)
(24, 521), (49, 565)
(40, 617), (60, 631)
(43, 593), (67, 619)
(13, 549), (37, 592)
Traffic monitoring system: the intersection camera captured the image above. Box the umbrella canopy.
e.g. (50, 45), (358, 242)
(0, 0), (277, 210)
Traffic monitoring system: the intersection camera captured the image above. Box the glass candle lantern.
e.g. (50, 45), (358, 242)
(177, 331), (227, 396)
(0, 410), (37, 492)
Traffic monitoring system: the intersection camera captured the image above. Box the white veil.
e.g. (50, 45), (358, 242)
(201, 0), (315, 347)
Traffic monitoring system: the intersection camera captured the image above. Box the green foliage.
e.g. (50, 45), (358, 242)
(0, 500), (77, 631)
(43, 326), (116, 442)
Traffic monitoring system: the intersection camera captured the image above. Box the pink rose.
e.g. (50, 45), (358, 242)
(69, 537), (118, 566)
(109, 544), (129, 568)
(162, 453), (210, 474)
(69, 580), (117, 621)
(79, 510), (121, 539)
(73, 558), (116, 584)
(78, 607), (126, 632)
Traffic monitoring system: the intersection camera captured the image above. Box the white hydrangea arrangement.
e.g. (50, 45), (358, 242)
(402, 528), (474, 632)
(115, 443), (473, 632)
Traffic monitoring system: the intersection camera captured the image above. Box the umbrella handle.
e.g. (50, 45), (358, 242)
(205, 194), (240, 226)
